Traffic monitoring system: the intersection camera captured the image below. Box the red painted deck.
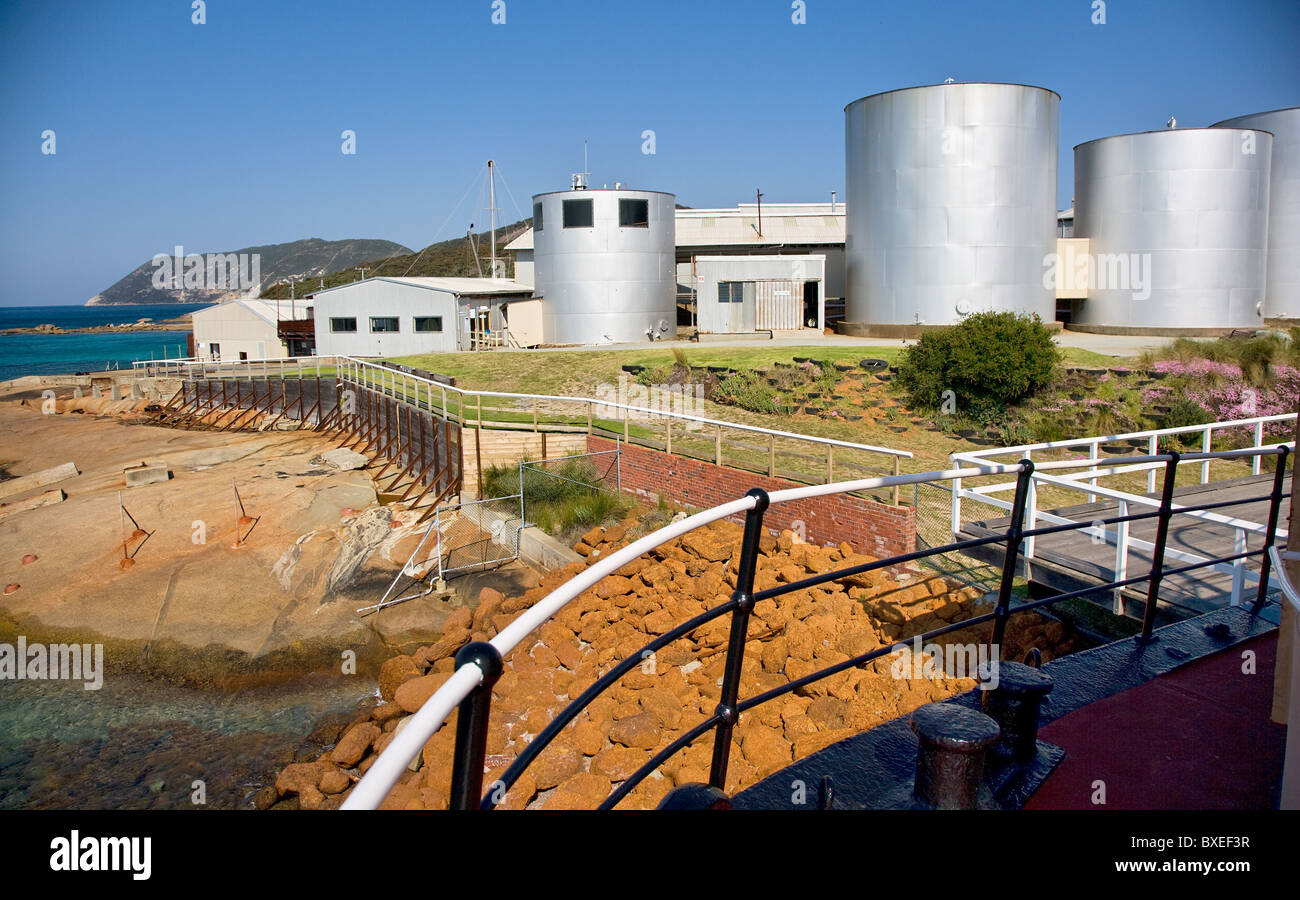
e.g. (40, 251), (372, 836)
(1026, 633), (1286, 809)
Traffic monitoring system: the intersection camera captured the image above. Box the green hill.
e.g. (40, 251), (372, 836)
(87, 237), (414, 306)
(259, 220), (532, 300)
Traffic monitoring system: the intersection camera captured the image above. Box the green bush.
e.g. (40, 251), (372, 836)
(897, 311), (1059, 414)
(712, 369), (789, 414)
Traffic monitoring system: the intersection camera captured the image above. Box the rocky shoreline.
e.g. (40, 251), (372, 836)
(268, 518), (1076, 811)
(2, 317), (193, 336)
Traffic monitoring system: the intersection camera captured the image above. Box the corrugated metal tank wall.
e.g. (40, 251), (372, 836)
(843, 83), (1060, 326)
(1071, 128), (1273, 331)
(1212, 108), (1300, 320)
(532, 188), (677, 344)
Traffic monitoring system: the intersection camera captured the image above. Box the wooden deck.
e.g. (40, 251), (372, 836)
(957, 473), (1289, 622)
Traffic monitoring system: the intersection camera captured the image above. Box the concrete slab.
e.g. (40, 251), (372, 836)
(124, 463), (171, 487)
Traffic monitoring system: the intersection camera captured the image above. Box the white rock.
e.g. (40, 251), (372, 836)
(321, 448), (368, 471)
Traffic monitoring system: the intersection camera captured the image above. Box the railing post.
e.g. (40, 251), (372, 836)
(1088, 439), (1099, 503)
(951, 465), (962, 535)
(667, 419), (673, 455)
(1147, 434), (1158, 493)
(1113, 499), (1129, 615)
(715, 425), (722, 466)
(768, 433), (775, 476)
(1201, 427), (1212, 484)
(587, 401), (593, 436)
(1022, 450), (1036, 559)
(1253, 420), (1264, 476)
(709, 488), (770, 791)
(448, 641), (504, 810)
(892, 455), (901, 507)
(826, 444), (834, 483)
(1231, 527), (1247, 606)
(1253, 445), (1290, 614)
(990, 459), (1034, 658)
(1140, 451), (1181, 641)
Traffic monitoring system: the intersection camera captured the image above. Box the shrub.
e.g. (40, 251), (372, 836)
(897, 311), (1060, 414)
(712, 369), (789, 414)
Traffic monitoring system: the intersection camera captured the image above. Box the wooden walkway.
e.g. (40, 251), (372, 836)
(957, 474), (1289, 621)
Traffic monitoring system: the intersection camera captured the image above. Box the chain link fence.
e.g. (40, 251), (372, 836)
(518, 449), (622, 530)
(911, 480), (999, 593)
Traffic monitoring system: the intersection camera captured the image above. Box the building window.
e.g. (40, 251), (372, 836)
(533, 201), (543, 232)
(563, 198), (594, 228)
(619, 198), (649, 228)
(414, 316), (443, 333)
(208, 343), (220, 359)
(238, 351), (249, 361)
(329, 317), (357, 333)
(370, 317), (400, 333)
(718, 281), (749, 303)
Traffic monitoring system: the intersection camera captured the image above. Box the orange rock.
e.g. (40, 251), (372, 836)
(394, 671), (454, 714)
(378, 655), (421, 701)
(330, 722), (381, 767)
(532, 743), (583, 789)
(591, 746), (644, 781)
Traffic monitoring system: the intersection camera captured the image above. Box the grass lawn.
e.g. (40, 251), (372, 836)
(392, 343), (1121, 398)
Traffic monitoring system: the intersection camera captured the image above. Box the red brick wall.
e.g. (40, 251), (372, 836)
(588, 436), (915, 558)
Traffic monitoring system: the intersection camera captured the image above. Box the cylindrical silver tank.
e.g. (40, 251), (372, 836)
(1212, 108), (1300, 320)
(1071, 128), (1273, 332)
(531, 187), (677, 344)
(843, 83), (1060, 327)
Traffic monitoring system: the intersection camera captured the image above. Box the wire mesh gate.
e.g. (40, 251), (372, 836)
(517, 447), (621, 529)
(359, 494), (523, 615)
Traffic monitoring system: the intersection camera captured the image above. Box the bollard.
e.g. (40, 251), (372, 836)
(910, 702), (1001, 810)
(984, 661), (1054, 766)
(656, 783), (732, 810)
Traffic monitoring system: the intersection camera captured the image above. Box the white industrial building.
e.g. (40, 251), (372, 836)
(506, 200), (844, 336)
(190, 298), (314, 362)
(692, 255), (826, 335)
(310, 276), (534, 357)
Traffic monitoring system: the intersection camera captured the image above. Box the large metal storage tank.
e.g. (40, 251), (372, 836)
(1071, 128), (1273, 333)
(531, 187), (677, 344)
(843, 83), (1060, 329)
(1212, 107), (1300, 320)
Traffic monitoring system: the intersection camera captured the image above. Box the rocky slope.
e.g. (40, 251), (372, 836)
(269, 517), (1075, 810)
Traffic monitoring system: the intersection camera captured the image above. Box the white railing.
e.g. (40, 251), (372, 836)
(950, 415), (1296, 610)
(341, 444), (1289, 809)
(133, 354), (914, 490)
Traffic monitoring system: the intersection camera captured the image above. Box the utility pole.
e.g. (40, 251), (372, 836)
(756, 189), (764, 239)
(359, 268), (368, 281)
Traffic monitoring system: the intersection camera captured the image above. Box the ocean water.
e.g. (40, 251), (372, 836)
(0, 673), (370, 810)
(0, 304), (214, 382)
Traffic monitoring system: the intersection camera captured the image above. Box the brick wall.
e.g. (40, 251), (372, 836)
(589, 436), (915, 558)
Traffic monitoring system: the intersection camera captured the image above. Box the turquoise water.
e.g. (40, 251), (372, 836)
(0, 304), (213, 382)
(0, 673), (371, 810)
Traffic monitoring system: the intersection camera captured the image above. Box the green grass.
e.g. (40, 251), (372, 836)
(479, 456), (631, 541)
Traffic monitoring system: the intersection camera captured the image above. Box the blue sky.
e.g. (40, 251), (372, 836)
(1, 0), (1296, 306)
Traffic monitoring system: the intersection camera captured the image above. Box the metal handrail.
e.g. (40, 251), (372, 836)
(341, 444), (1290, 810)
(134, 354), (912, 461)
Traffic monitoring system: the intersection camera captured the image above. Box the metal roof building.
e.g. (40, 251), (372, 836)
(311, 276), (533, 356)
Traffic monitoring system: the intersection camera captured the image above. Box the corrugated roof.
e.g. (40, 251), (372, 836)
(193, 297), (314, 325)
(312, 276), (532, 298)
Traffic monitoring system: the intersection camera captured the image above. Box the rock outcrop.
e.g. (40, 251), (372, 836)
(270, 518), (1075, 810)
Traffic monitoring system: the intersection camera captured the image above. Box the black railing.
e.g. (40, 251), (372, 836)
(434, 446), (1291, 810)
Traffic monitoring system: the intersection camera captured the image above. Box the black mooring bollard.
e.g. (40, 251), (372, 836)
(983, 661), (1054, 765)
(910, 702), (1001, 810)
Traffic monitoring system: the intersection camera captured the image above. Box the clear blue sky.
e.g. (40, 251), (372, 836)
(1, 0), (1296, 306)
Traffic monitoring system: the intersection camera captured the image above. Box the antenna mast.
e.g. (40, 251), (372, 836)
(487, 160), (498, 278)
